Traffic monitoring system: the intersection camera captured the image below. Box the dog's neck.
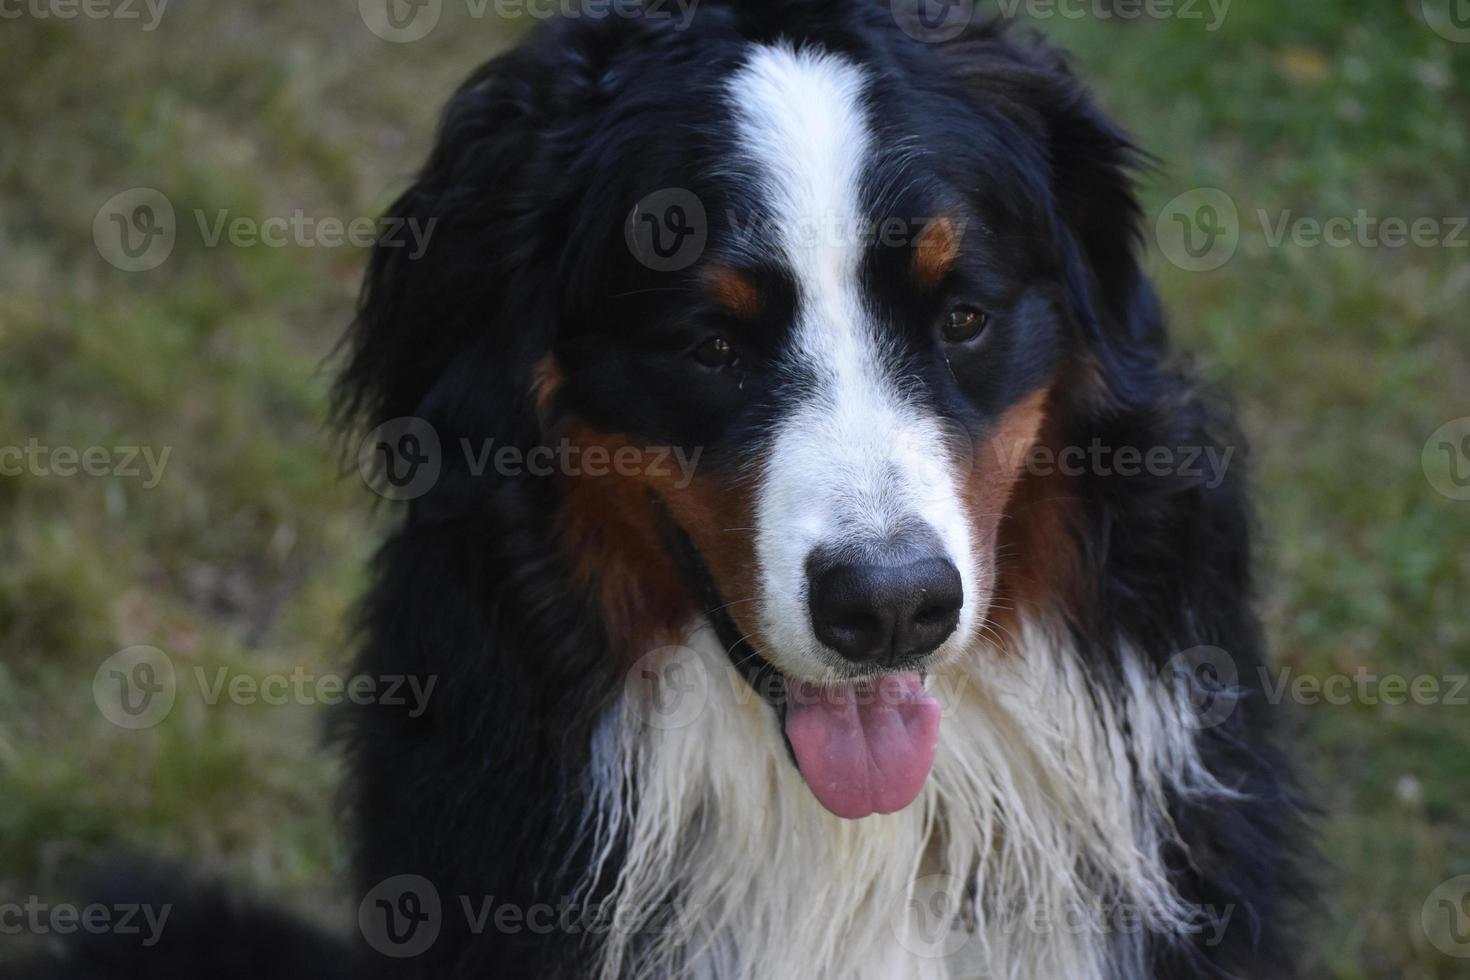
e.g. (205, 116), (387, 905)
(577, 617), (1232, 980)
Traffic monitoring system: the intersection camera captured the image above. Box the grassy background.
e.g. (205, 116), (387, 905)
(0, 1), (1466, 975)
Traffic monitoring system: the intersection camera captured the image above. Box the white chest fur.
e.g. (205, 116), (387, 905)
(579, 620), (1227, 980)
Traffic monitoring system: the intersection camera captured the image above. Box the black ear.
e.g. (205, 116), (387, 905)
(334, 18), (684, 499)
(336, 17), (666, 484)
(936, 26), (1159, 352)
(335, 47), (544, 443)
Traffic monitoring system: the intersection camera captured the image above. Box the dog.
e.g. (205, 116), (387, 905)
(23, 3), (1307, 978)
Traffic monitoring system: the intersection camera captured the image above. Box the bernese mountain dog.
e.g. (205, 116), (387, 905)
(25, 3), (1309, 979)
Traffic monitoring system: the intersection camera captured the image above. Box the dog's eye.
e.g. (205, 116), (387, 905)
(693, 336), (738, 369)
(942, 306), (990, 344)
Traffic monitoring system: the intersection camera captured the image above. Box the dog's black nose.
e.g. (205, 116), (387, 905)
(807, 544), (963, 667)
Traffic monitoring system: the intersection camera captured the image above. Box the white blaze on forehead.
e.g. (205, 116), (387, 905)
(725, 45), (872, 272)
(727, 46), (978, 678)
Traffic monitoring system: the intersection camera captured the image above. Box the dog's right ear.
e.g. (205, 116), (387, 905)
(335, 18), (676, 499)
(333, 44), (551, 451)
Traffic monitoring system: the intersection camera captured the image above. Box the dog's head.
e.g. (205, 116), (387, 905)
(342, 4), (1152, 819)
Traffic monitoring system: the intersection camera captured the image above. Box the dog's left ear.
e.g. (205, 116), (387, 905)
(936, 28), (1158, 349)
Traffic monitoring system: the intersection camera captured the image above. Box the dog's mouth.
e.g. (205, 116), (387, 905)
(725, 645), (943, 820)
(659, 512), (942, 820)
(782, 673), (941, 819)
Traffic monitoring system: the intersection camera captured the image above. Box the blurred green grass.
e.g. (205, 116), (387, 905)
(0, 1), (1466, 976)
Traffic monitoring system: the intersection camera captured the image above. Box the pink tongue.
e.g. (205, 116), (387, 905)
(783, 673), (941, 820)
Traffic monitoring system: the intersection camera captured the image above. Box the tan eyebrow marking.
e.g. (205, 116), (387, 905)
(913, 214), (962, 287)
(703, 265), (761, 319)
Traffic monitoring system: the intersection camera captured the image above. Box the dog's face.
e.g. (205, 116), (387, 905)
(543, 39), (1097, 817)
(558, 44), (1056, 669)
(352, 13), (1138, 820)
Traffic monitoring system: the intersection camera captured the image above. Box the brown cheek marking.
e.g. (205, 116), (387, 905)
(653, 470), (760, 646)
(913, 214), (961, 288)
(556, 447), (694, 660)
(962, 387), (1072, 646)
(975, 388), (1084, 644)
(553, 422), (759, 664)
(704, 265), (761, 320)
